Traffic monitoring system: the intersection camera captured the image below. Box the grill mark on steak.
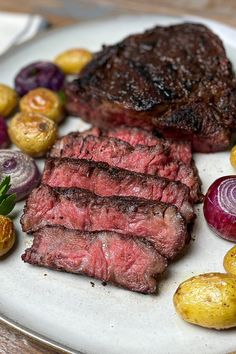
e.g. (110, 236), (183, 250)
(50, 133), (202, 202)
(82, 126), (192, 165)
(21, 184), (188, 259)
(65, 23), (236, 152)
(43, 157), (194, 222)
(22, 226), (167, 294)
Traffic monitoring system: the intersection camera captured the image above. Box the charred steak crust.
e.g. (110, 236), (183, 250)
(43, 157), (194, 222)
(50, 133), (202, 202)
(65, 23), (236, 152)
(22, 226), (167, 294)
(21, 184), (188, 259)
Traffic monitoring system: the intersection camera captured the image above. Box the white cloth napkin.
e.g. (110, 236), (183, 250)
(0, 11), (47, 55)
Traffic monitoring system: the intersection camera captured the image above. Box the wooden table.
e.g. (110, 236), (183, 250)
(1, 0), (236, 353)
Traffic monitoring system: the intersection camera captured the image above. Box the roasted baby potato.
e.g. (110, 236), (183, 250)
(0, 215), (15, 256)
(14, 61), (65, 96)
(224, 245), (236, 276)
(0, 84), (18, 117)
(230, 145), (236, 169)
(20, 88), (64, 123)
(54, 48), (93, 74)
(173, 273), (236, 329)
(8, 112), (57, 157)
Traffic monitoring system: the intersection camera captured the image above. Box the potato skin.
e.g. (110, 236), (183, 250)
(8, 112), (57, 157)
(224, 246), (236, 276)
(173, 273), (236, 329)
(0, 215), (15, 256)
(20, 88), (64, 123)
(0, 84), (18, 117)
(230, 146), (236, 169)
(54, 48), (93, 74)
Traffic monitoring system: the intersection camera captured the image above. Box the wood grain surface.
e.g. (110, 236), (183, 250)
(1, 0), (236, 353)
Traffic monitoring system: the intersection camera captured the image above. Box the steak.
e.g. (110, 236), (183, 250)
(65, 23), (236, 152)
(82, 126), (192, 165)
(21, 184), (188, 259)
(43, 157), (194, 222)
(22, 226), (167, 293)
(50, 133), (202, 202)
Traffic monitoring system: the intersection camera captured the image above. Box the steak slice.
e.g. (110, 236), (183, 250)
(21, 185), (188, 259)
(82, 126), (192, 165)
(22, 226), (167, 294)
(65, 23), (236, 152)
(50, 133), (202, 202)
(43, 157), (194, 222)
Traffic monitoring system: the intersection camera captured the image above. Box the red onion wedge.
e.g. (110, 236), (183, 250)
(204, 176), (236, 242)
(0, 117), (9, 148)
(0, 150), (40, 201)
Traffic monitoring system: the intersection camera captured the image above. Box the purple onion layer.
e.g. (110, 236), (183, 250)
(204, 176), (236, 242)
(0, 150), (41, 201)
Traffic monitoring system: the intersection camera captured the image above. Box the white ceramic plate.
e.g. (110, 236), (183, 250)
(1, 14), (236, 354)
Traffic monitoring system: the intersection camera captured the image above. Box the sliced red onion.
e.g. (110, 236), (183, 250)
(204, 176), (236, 242)
(0, 117), (10, 148)
(0, 150), (40, 201)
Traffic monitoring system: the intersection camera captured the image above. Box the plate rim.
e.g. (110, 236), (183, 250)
(2, 12), (236, 353)
(0, 315), (77, 354)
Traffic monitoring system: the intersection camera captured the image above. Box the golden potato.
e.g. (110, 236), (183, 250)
(230, 145), (236, 169)
(0, 84), (18, 117)
(8, 112), (57, 157)
(0, 215), (15, 256)
(54, 48), (93, 75)
(20, 88), (64, 123)
(173, 273), (236, 329)
(224, 245), (236, 276)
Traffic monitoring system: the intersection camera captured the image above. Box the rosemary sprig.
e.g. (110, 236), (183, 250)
(0, 176), (16, 216)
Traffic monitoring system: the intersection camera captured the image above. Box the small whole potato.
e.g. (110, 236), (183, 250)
(0, 215), (15, 256)
(224, 245), (236, 276)
(54, 48), (93, 75)
(20, 88), (64, 123)
(0, 84), (18, 117)
(230, 145), (236, 169)
(8, 112), (57, 157)
(173, 273), (236, 329)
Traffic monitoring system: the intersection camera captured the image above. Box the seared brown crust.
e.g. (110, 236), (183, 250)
(51, 185), (169, 213)
(50, 133), (202, 202)
(43, 157), (194, 222)
(65, 23), (236, 152)
(21, 184), (188, 259)
(21, 185), (173, 226)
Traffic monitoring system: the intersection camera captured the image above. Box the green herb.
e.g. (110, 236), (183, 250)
(58, 90), (66, 104)
(0, 177), (16, 216)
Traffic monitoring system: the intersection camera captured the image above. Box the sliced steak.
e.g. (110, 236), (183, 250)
(82, 126), (192, 165)
(65, 23), (236, 152)
(22, 226), (167, 294)
(21, 185), (188, 259)
(51, 133), (170, 168)
(50, 133), (202, 202)
(43, 157), (194, 222)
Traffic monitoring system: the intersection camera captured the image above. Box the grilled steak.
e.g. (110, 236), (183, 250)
(82, 126), (192, 165)
(50, 133), (202, 202)
(65, 23), (236, 152)
(43, 157), (194, 222)
(22, 226), (167, 293)
(21, 185), (188, 259)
